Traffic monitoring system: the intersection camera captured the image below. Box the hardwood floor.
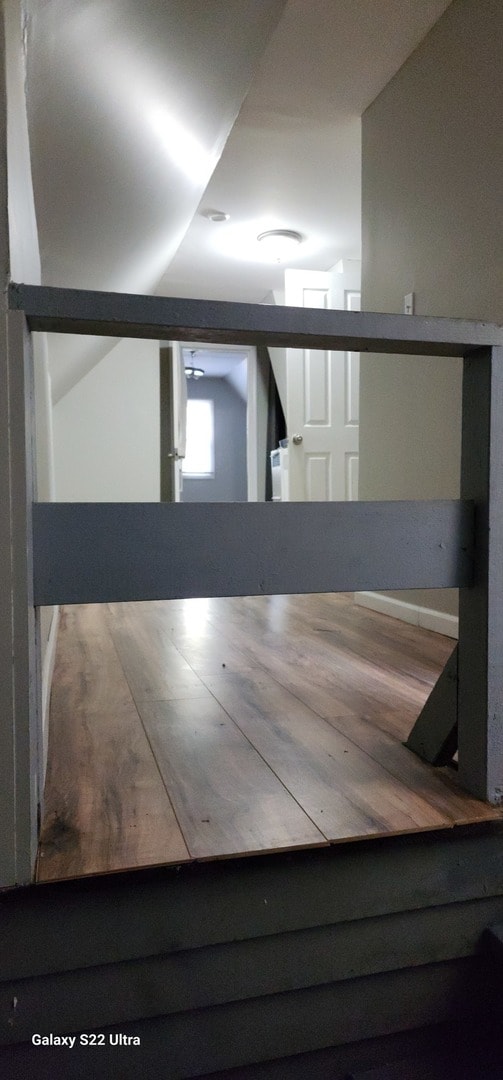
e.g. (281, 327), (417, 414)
(37, 594), (503, 881)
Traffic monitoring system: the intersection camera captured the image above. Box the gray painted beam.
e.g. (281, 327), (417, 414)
(0, 320), (14, 883)
(7, 312), (40, 884)
(32, 500), (474, 606)
(1, 896), (502, 1044)
(0, 309), (39, 888)
(0, 961), (483, 1076)
(458, 346), (503, 803)
(0, 13), (16, 889)
(9, 282), (503, 356)
(405, 645), (458, 765)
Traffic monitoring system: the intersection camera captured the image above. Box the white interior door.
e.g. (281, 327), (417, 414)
(284, 263), (360, 501)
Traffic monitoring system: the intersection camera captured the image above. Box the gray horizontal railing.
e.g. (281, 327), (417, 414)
(9, 282), (503, 356)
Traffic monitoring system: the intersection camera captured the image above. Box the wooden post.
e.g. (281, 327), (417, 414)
(8, 311), (40, 883)
(458, 346), (503, 803)
(0, 308), (40, 886)
(0, 0), (44, 887)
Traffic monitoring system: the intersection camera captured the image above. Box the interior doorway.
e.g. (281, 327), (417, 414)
(160, 342), (277, 503)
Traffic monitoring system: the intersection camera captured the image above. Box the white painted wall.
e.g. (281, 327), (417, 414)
(226, 357), (248, 401)
(360, 0), (503, 622)
(54, 338), (160, 502)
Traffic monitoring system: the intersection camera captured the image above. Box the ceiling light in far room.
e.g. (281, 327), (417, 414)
(256, 229), (303, 262)
(184, 351), (205, 380)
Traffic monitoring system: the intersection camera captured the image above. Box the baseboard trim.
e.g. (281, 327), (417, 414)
(354, 592), (458, 639)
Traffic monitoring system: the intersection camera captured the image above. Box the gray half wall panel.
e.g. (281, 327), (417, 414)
(32, 500), (474, 606)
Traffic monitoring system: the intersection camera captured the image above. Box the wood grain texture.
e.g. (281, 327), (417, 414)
(106, 604), (213, 701)
(38, 593), (503, 881)
(202, 594), (438, 738)
(137, 695), (327, 858)
(38, 607), (189, 880)
(325, 713), (495, 824)
(202, 673), (448, 838)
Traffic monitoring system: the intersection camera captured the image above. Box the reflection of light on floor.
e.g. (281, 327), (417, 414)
(181, 597), (211, 638)
(263, 594), (290, 634)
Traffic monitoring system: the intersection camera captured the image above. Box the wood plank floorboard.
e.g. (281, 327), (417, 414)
(137, 696), (326, 858)
(201, 673), (448, 839)
(37, 607), (190, 881)
(324, 713), (495, 824)
(200, 599), (428, 738)
(38, 594), (503, 882)
(106, 605), (212, 701)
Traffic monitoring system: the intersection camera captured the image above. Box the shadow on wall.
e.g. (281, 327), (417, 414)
(182, 377), (247, 502)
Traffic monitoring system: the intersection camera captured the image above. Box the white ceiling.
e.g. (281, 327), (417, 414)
(159, 0), (453, 304)
(23, 0), (452, 398)
(183, 344), (250, 398)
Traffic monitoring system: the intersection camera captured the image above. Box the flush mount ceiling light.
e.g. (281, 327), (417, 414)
(256, 229), (303, 262)
(184, 350), (205, 380)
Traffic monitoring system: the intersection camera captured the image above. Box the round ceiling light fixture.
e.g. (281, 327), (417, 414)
(184, 350), (205, 380)
(256, 229), (303, 262)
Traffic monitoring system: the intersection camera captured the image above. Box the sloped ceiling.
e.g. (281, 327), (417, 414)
(24, 0), (287, 400)
(160, 0), (453, 304)
(23, 0), (452, 401)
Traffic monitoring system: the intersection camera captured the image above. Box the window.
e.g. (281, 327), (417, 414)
(182, 399), (215, 478)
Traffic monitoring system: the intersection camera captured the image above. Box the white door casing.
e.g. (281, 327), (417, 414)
(284, 263), (360, 501)
(176, 341), (259, 501)
(170, 340), (187, 502)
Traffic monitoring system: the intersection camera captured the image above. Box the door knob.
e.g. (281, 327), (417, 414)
(292, 434), (303, 445)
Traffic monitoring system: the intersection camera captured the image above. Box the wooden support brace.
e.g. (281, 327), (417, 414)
(405, 645), (458, 766)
